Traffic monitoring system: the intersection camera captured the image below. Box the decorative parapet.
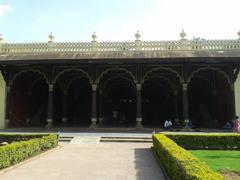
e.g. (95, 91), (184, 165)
(135, 31), (142, 51)
(0, 31), (240, 54)
(0, 34), (4, 43)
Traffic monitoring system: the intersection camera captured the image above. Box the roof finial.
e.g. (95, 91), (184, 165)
(48, 32), (55, 43)
(92, 32), (97, 41)
(135, 30), (141, 40)
(180, 29), (187, 39)
(0, 34), (5, 43)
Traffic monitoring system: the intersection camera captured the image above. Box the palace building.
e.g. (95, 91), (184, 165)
(0, 30), (240, 129)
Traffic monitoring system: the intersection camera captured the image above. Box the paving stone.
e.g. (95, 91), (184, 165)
(0, 142), (165, 180)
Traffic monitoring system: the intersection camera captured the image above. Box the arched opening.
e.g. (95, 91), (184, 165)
(188, 69), (232, 128)
(98, 68), (136, 127)
(53, 69), (92, 127)
(102, 79), (136, 126)
(142, 78), (174, 126)
(142, 68), (181, 127)
(10, 71), (48, 127)
(67, 78), (92, 126)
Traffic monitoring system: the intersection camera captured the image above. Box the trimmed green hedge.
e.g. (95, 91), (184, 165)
(0, 134), (49, 144)
(165, 133), (240, 150)
(0, 134), (58, 169)
(153, 134), (224, 180)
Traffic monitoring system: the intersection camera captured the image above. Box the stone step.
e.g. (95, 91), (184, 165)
(58, 136), (152, 144)
(100, 137), (152, 143)
(69, 136), (100, 144)
(58, 137), (73, 142)
(101, 136), (152, 139)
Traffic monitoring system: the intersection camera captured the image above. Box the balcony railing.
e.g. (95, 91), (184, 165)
(0, 31), (240, 54)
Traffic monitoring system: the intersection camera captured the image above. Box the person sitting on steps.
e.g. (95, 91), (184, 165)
(223, 121), (232, 130)
(164, 119), (173, 130)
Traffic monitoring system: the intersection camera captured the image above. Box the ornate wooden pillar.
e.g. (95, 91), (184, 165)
(62, 90), (68, 124)
(136, 83), (143, 128)
(98, 90), (103, 125)
(231, 84), (236, 120)
(234, 72), (240, 117)
(211, 88), (218, 126)
(46, 84), (53, 128)
(90, 84), (97, 128)
(5, 85), (11, 128)
(182, 83), (189, 124)
(173, 90), (179, 122)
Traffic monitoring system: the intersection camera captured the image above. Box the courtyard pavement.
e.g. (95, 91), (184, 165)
(0, 137), (165, 180)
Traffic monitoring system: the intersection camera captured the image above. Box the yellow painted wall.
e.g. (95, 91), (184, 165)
(0, 72), (6, 129)
(235, 73), (240, 117)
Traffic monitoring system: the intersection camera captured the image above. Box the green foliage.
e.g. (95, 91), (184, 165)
(165, 133), (240, 150)
(0, 134), (48, 144)
(190, 150), (240, 173)
(0, 134), (58, 169)
(153, 134), (225, 180)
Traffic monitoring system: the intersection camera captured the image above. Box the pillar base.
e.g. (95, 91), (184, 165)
(45, 119), (53, 128)
(135, 118), (143, 129)
(184, 119), (189, 128)
(89, 119), (97, 128)
(98, 117), (103, 125)
(62, 117), (67, 124)
(4, 119), (9, 129)
(26, 118), (31, 126)
(182, 119), (193, 131)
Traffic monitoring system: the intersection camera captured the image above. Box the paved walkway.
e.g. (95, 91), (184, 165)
(0, 140), (165, 180)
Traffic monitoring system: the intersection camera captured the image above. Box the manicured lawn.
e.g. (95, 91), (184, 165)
(190, 150), (240, 173)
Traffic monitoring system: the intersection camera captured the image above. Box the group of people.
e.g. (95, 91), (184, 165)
(223, 116), (240, 133)
(163, 119), (194, 130)
(164, 117), (240, 133)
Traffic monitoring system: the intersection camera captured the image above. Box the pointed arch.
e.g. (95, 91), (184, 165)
(142, 67), (183, 84)
(187, 66), (231, 85)
(11, 69), (48, 85)
(53, 68), (91, 84)
(97, 67), (136, 84)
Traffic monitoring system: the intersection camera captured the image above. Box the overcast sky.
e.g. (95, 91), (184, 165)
(0, 0), (240, 42)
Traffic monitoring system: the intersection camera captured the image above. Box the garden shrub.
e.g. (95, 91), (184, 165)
(0, 134), (48, 144)
(165, 133), (240, 150)
(153, 134), (224, 180)
(0, 134), (58, 169)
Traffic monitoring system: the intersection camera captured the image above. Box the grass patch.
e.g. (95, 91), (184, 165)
(190, 150), (240, 173)
(153, 134), (224, 180)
